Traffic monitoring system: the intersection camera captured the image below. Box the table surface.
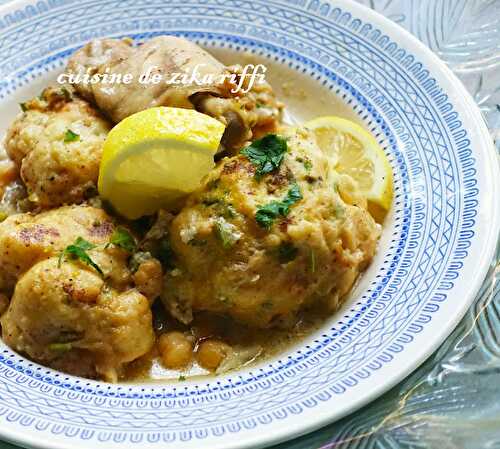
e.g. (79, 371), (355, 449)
(0, 1), (498, 449)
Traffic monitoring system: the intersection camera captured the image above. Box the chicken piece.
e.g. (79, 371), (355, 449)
(0, 205), (128, 293)
(5, 86), (111, 208)
(66, 37), (223, 121)
(1, 257), (154, 381)
(162, 127), (381, 328)
(65, 38), (135, 102)
(66, 36), (282, 151)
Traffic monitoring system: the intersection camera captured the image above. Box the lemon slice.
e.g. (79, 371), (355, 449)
(98, 107), (225, 219)
(305, 116), (393, 221)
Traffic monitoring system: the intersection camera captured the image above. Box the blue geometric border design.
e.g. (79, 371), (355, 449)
(0, 0), (479, 445)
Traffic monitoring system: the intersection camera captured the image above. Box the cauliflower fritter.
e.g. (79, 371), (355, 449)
(1, 257), (154, 381)
(162, 128), (380, 328)
(0, 205), (125, 293)
(5, 87), (111, 208)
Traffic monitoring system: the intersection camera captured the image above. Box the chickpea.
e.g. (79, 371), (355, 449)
(196, 339), (231, 371)
(158, 331), (193, 369)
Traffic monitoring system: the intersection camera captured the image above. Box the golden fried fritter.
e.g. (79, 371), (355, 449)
(1, 257), (154, 381)
(162, 127), (380, 328)
(0, 205), (123, 293)
(5, 87), (111, 208)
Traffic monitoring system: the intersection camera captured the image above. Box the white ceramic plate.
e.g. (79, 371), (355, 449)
(0, 1), (498, 448)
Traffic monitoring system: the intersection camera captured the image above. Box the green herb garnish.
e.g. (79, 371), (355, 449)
(255, 183), (303, 229)
(203, 198), (237, 219)
(59, 237), (103, 275)
(278, 242), (298, 263)
(64, 129), (80, 143)
(296, 157), (312, 171)
(106, 227), (136, 253)
(214, 218), (240, 249)
(178, 375), (186, 381)
(223, 203), (237, 219)
(48, 342), (73, 352)
(310, 249), (316, 273)
(241, 134), (287, 179)
(20, 102), (28, 112)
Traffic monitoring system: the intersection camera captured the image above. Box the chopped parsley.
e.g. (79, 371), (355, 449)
(310, 249), (316, 273)
(106, 227), (136, 253)
(223, 203), (237, 219)
(64, 129), (80, 143)
(178, 375), (186, 381)
(48, 342), (72, 352)
(296, 156), (312, 171)
(214, 218), (240, 249)
(19, 102), (28, 112)
(58, 237), (103, 275)
(255, 183), (303, 229)
(278, 242), (299, 263)
(241, 134), (287, 179)
(203, 197), (237, 219)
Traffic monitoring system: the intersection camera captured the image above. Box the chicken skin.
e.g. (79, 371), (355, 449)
(162, 127), (380, 328)
(66, 36), (282, 151)
(5, 86), (111, 208)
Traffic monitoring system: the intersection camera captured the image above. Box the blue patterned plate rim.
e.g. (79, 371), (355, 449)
(0, 1), (498, 448)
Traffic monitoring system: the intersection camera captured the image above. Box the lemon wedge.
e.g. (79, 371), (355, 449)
(98, 107), (225, 219)
(305, 116), (393, 221)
